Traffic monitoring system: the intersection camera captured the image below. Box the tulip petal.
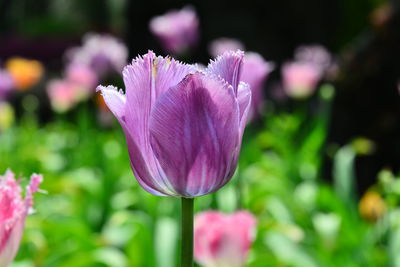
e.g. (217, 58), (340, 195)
(149, 73), (240, 197)
(97, 85), (126, 122)
(97, 85), (171, 196)
(124, 133), (171, 196)
(121, 51), (195, 196)
(237, 82), (252, 134)
(0, 170), (42, 267)
(207, 50), (244, 94)
(0, 217), (24, 267)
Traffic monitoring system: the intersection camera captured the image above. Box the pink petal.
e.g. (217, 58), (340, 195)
(237, 82), (252, 134)
(0, 170), (42, 267)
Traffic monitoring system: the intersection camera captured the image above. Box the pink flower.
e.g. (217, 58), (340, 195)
(65, 63), (98, 89)
(241, 52), (274, 119)
(282, 61), (322, 99)
(149, 6), (199, 55)
(0, 170), (43, 267)
(208, 38), (245, 58)
(66, 33), (128, 76)
(294, 45), (332, 72)
(47, 79), (79, 113)
(194, 211), (257, 267)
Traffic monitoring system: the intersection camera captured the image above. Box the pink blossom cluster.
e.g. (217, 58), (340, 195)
(47, 33), (128, 113)
(282, 45), (332, 99)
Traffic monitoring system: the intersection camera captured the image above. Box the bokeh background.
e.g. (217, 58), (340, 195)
(1, 0), (400, 266)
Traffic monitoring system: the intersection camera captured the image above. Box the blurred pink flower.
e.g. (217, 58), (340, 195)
(47, 79), (79, 113)
(0, 170), (42, 267)
(294, 45), (332, 72)
(0, 70), (14, 101)
(194, 211), (257, 267)
(282, 61), (322, 99)
(65, 63), (98, 89)
(149, 6), (199, 55)
(66, 33), (128, 76)
(241, 52), (274, 119)
(209, 38), (245, 58)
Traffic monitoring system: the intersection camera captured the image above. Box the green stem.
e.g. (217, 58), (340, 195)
(181, 197), (194, 267)
(236, 169), (243, 209)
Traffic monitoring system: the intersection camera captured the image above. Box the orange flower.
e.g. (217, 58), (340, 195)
(5, 57), (44, 90)
(359, 191), (386, 222)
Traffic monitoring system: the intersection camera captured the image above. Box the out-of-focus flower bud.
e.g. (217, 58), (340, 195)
(359, 191), (386, 222)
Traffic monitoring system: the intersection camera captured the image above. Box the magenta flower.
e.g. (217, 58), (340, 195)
(282, 61), (322, 99)
(0, 170), (43, 267)
(66, 33), (128, 76)
(208, 38), (245, 58)
(241, 52), (274, 118)
(97, 50), (251, 197)
(194, 211), (257, 267)
(0, 70), (14, 101)
(149, 6), (199, 55)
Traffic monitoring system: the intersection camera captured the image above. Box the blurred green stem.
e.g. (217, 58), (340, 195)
(181, 197), (194, 267)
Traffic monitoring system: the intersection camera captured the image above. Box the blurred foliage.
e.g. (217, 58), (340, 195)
(1, 84), (399, 266)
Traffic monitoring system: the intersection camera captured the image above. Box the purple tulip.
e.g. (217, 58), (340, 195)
(241, 52), (274, 119)
(97, 50), (251, 197)
(0, 70), (14, 101)
(208, 40), (274, 118)
(149, 6), (199, 55)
